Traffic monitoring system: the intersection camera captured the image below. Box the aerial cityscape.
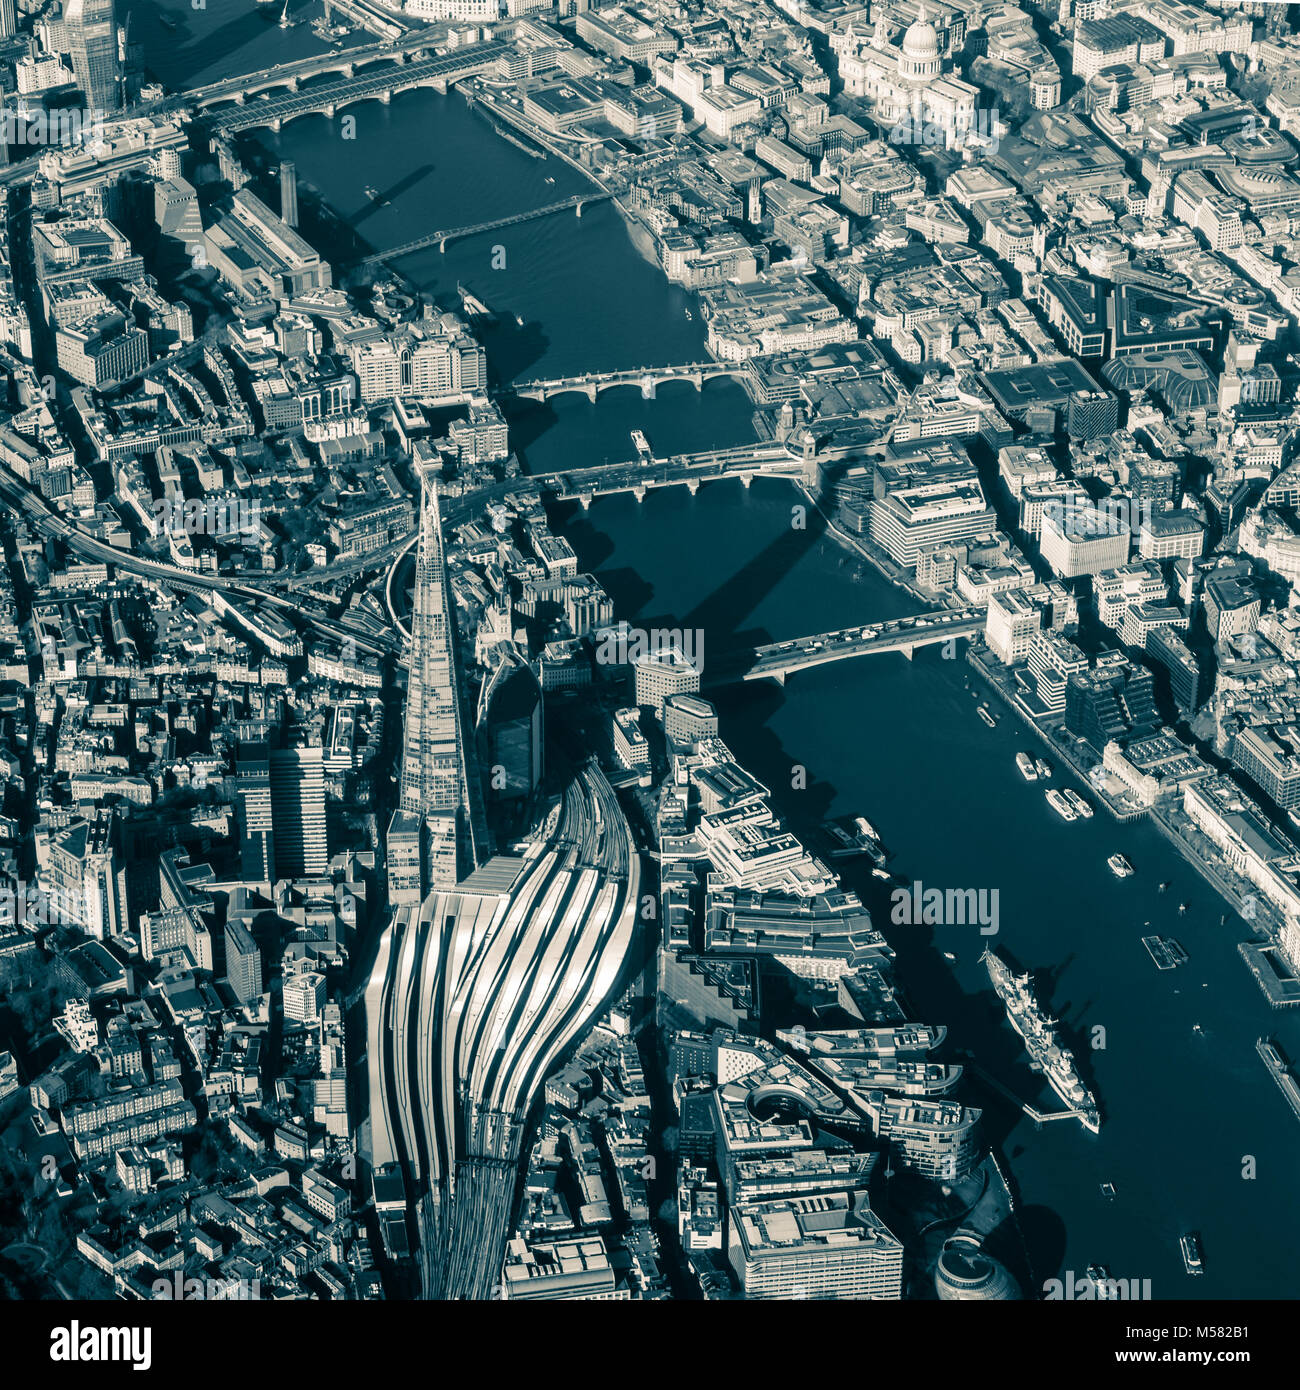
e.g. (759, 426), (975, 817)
(0, 0), (1291, 1334)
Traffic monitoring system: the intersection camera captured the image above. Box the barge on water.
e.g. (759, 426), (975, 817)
(1142, 935), (1187, 971)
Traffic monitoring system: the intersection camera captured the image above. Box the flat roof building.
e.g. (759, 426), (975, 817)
(728, 1191), (904, 1300)
(634, 645), (701, 716)
(1041, 501), (1130, 578)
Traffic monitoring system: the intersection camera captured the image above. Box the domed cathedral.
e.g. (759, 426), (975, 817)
(898, 6), (943, 81)
(833, 1), (981, 149)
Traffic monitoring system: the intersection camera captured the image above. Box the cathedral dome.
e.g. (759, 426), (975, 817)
(901, 5), (940, 61)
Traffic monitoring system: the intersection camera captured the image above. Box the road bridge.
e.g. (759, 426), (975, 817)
(509, 361), (749, 403)
(722, 608), (987, 684)
(546, 447), (800, 507)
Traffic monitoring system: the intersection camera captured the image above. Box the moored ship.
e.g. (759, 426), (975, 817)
(1015, 751), (1037, 782)
(1046, 788), (1077, 821)
(983, 948), (1100, 1134)
(1063, 788), (1094, 819)
(1257, 1037), (1300, 1123)
(820, 816), (887, 866)
(457, 283), (496, 321)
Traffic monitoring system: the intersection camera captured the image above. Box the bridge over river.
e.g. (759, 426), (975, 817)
(703, 608), (987, 685)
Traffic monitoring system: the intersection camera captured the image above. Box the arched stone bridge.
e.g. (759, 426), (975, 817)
(508, 361), (746, 403)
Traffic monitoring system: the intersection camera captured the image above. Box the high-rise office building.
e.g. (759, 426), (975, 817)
(45, 809), (127, 940)
(664, 693), (719, 749)
(63, 0), (121, 112)
(0, 0), (17, 40)
(633, 645), (701, 717)
(224, 919), (263, 1005)
(283, 962), (326, 1024)
(269, 745), (328, 879)
(280, 160), (299, 229)
(154, 176), (204, 246)
(1064, 656), (1160, 753)
(1146, 626), (1205, 714)
(235, 741), (276, 883)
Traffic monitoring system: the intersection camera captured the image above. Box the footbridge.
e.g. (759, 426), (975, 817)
(361, 193), (609, 264)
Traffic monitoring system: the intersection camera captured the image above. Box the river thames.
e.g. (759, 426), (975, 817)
(137, 10), (1300, 1297)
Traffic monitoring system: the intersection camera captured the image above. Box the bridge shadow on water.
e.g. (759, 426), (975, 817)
(139, 2), (312, 85)
(683, 459), (839, 656)
(347, 163), (438, 233)
(499, 395), (563, 461)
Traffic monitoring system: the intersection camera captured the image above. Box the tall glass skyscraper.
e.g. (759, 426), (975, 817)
(63, 0), (121, 113)
(392, 479), (487, 893)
